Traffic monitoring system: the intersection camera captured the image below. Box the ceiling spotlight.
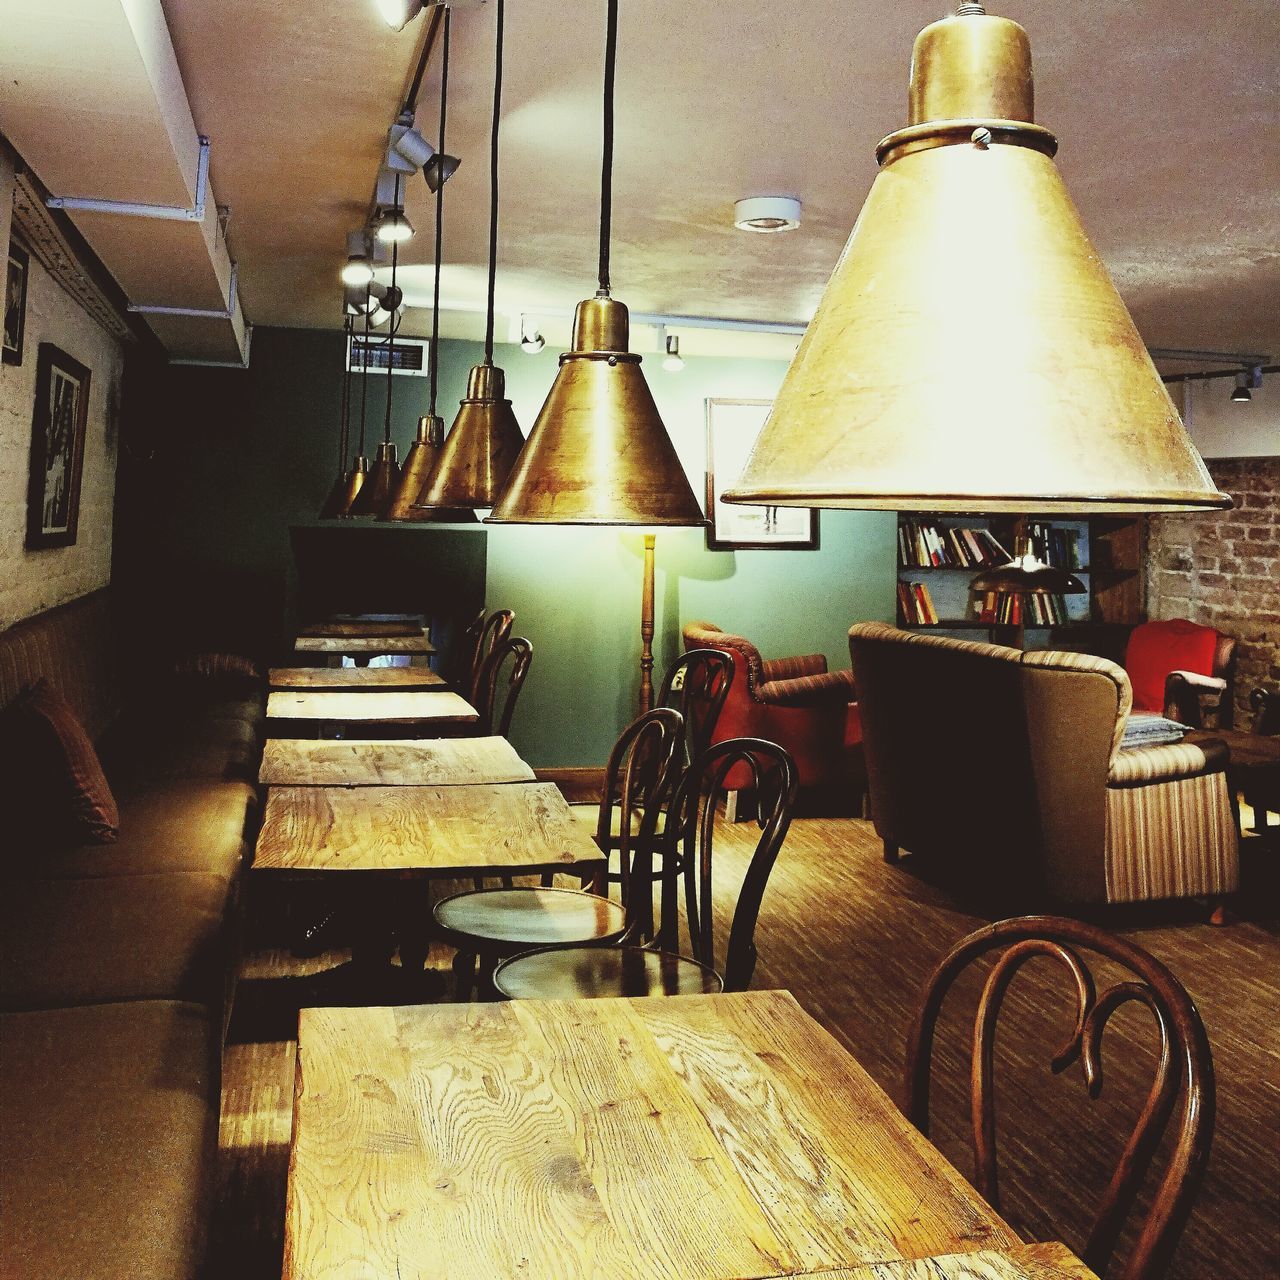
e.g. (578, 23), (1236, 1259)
(663, 333), (685, 372)
(1231, 366), (1262, 403)
(425, 152), (461, 192)
(734, 195), (802, 233)
(388, 115), (460, 190)
(340, 230), (374, 286)
(375, 0), (426, 31)
(367, 284), (404, 327)
(520, 319), (545, 354)
(374, 206), (414, 244)
(344, 283), (376, 315)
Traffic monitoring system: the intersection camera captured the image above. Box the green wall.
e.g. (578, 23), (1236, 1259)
(132, 327), (894, 767)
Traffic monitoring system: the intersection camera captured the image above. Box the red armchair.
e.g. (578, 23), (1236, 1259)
(682, 621), (861, 798)
(1124, 619), (1236, 728)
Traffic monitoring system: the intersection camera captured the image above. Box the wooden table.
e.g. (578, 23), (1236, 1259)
(265, 690), (477, 735)
(255, 782), (603, 878)
(269, 666), (446, 692)
(294, 634), (436, 657)
(297, 620), (425, 638)
(285, 990), (1032, 1280)
(770, 1244), (1095, 1278)
(259, 736), (535, 787)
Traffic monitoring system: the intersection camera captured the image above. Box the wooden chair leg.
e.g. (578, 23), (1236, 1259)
(883, 841), (900, 864)
(452, 949), (477, 1001)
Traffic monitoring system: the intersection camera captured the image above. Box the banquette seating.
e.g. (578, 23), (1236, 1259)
(0, 589), (263, 1280)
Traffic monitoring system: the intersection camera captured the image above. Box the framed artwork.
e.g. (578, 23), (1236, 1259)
(3, 240), (29, 366)
(704, 397), (818, 551)
(26, 343), (91, 550)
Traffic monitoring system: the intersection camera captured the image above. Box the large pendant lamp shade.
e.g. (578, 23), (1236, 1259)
(487, 0), (702, 526)
(415, 0), (524, 510)
(723, 5), (1229, 515)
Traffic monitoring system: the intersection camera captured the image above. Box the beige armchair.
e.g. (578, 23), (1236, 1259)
(847, 622), (1238, 908)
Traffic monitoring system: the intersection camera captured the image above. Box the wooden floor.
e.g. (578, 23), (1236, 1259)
(216, 817), (1280, 1280)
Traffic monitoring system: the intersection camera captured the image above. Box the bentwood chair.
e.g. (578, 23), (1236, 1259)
(435, 708), (684, 999)
(471, 635), (532, 738)
(906, 916), (1215, 1280)
(459, 608), (513, 704)
(493, 738), (799, 1001)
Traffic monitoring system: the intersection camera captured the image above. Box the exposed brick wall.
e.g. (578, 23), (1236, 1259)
(1147, 457), (1280, 727)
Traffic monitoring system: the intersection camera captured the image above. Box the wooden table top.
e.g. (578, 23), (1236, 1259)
(266, 690), (476, 726)
(255, 782), (604, 875)
(259, 736), (535, 787)
(284, 991), (1022, 1280)
(771, 1244), (1095, 1278)
(269, 666), (446, 691)
(1186, 728), (1280, 769)
(294, 634), (436, 655)
(297, 620), (425, 638)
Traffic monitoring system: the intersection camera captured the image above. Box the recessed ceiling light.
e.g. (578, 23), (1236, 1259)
(734, 195), (802, 233)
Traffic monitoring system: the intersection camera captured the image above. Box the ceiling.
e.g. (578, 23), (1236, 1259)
(9, 1), (1280, 361)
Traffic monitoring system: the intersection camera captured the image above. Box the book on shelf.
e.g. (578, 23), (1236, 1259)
(897, 518), (1010, 569)
(898, 579), (939, 625)
(1024, 520), (1083, 570)
(975, 590), (1070, 626)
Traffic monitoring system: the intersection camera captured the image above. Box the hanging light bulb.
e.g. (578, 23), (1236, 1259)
(340, 230), (374, 287)
(488, 0), (703, 526)
(723, 4), (1228, 516)
(416, 0), (524, 510)
(374, 206), (414, 244)
(662, 333), (685, 372)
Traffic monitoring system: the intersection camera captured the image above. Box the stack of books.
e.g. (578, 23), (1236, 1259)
(1024, 521), (1083, 570)
(898, 520), (1010, 569)
(1120, 711), (1189, 749)
(897, 580), (938, 625)
(975, 591), (1070, 626)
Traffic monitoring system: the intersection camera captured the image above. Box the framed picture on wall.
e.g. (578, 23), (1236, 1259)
(704, 397), (818, 551)
(26, 343), (91, 550)
(3, 240), (29, 366)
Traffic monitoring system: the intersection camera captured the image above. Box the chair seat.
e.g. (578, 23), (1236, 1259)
(568, 802), (667, 841)
(434, 886), (627, 950)
(494, 945), (722, 1000)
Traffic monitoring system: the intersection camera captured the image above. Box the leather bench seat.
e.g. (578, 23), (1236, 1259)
(0, 1000), (218, 1280)
(0, 872), (234, 1013)
(101, 712), (260, 786)
(2, 778), (255, 882)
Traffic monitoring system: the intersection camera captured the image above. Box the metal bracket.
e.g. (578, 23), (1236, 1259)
(128, 262), (238, 320)
(47, 136), (211, 223)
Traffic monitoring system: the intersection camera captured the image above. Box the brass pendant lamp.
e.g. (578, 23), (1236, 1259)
(723, 4), (1229, 515)
(388, 7), (477, 524)
(486, 0), (703, 528)
(414, 0), (524, 510)
(970, 535), (1086, 595)
(334, 293), (376, 517)
(319, 315), (357, 518)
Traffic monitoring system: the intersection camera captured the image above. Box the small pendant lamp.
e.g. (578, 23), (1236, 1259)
(388, 8), (476, 524)
(723, 4), (1229, 515)
(970, 535), (1086, 596)
(349, 178), (406, 519)
(414, 0), (524, 510)
(335, 293), (376, 517)
(319, 315), (356, 518)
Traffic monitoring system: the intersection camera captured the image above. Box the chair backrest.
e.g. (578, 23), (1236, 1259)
(657, 648), (734, 767)
(905, 915), (1215, 1280)
(474, 634), (531, 737)
(1124, 619), (1227, 717)
(469, 608), (514, 703)
(663, 737), (798, 991)
(682, 620), (766, 702)
(1251, 686), (1280, 735)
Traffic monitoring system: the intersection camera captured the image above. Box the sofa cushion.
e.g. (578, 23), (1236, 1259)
(101, 713), (260, 787)
(0, 1000), (217, 1280)
(2, 778), (255, 882)
(0, 872), (234, 1013)
(0, 677), (119, 846)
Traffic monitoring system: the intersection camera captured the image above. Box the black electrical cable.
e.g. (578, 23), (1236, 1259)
(357, 284), (371, 455)
(429, 6), (450, 416)
(383, 175), (402, 443)
(597, 0), (618, 295)
(337, 315), (353, 472)
(482, 0), (504, 365)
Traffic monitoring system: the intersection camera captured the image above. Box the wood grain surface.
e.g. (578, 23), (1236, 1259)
(294, 635), (436, 655)
(284, 991), (1020, 1280)
(258, 737), (535, 787)
(265, 691), (476, 726)
(768, 1243), (1096, 1278)
(254, 783), (605, 875)
(297, 621), (425, 638)
(269, 667), (446, 691)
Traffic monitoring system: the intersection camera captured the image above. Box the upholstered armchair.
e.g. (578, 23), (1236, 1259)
(1125, 618), (1236, 729)
(682, 621), (860, 796)
(848, 622), (1238, 909)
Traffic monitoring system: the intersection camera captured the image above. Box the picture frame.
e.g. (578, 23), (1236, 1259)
(704, 397), (818, 551)
(3, 240), (29, 366)
(26, 343), (91, 550)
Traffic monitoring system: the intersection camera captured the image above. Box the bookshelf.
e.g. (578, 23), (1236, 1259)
(896, 513), (1145, 649)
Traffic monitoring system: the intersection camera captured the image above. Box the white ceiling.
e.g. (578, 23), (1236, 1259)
(43, 1), (1280, 359)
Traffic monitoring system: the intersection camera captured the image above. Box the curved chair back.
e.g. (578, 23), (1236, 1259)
(666, 738), (798, 990)
(468, 609), (514, 703)
(658, 648), (734, 767)
(906, 915), (1215, 1280)
(474, 635), (532, 737)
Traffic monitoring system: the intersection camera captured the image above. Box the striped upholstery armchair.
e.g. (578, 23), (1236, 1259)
(848, 623), (1238, 908)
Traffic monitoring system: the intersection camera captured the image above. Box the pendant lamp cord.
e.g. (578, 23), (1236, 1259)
(357, 284), (371, 455)
(429, 6), (450, 416)
(383, 174), (401, 444)
(482, 0), (504, 365)
(597, 0), (617, 296)
(338, 315), (353, 473)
